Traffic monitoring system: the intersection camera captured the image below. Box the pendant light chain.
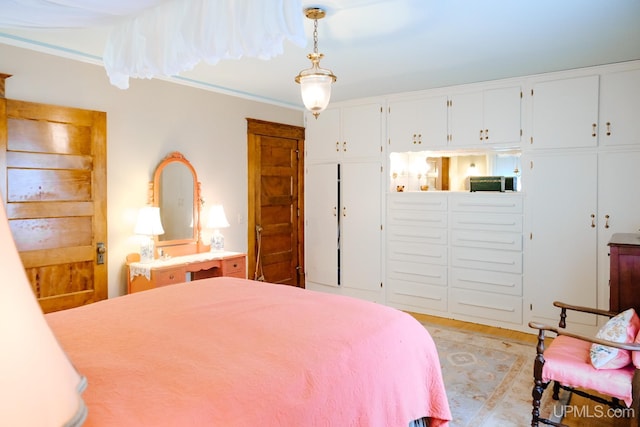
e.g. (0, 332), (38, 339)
(313, 18), (319, 54)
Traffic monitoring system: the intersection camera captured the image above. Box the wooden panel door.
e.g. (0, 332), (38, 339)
(247, 119), (305, 287)
(1, 99), (107, 312)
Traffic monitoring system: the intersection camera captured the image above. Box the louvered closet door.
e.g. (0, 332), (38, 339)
(2, 99), (107, 312)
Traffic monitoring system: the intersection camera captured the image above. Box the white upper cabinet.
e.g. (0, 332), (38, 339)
(388, 95), (448, 151)
(341, 102), (384, 159)
(599, 68), (640, 147)
(448, 91), (483, 146)
(305, 102), (383, 162)
(305, 108), (340, 161)
(483, 86), (523, 145)
(530, 75), (599, 149)
(449, 85), (522, 147)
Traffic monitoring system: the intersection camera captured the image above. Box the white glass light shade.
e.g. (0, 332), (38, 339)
(299, 74), (333, 117)
(0, 199), (87, 426)
(134, 206), (165, 236)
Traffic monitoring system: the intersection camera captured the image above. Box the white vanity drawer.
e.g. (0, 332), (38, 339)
(450, 288), (522, 324)
(452, 212), (522, 233)
(387, 279), (448, 312)
(451, 229), (522, 251)
(450, 194), (523, 213)
(387, 210), (448, 228)
(388, 192), (448, 212)
(387, 260), (448, 285)
(388, 242), (448, 265)
(451, 246), (522, 274)
(450, 267), (522, 296)
(388, 225), (448, 246)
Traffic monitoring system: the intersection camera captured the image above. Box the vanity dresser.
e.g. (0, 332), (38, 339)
(127, 251), (246, 293)
(127, 151), (247, 294)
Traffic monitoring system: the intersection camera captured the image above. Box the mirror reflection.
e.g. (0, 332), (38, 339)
(151, 152), (201, 247)
(159, 162), (194, 241)
(389, 150), (522, 192)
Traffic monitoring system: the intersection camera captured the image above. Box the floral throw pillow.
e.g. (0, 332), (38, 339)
(590, 308), (640, 369)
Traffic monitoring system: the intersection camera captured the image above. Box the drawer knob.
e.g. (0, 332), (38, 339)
(169, 274), (174, 280)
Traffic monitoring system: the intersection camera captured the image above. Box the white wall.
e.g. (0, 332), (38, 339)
(0, 44), (304, 298)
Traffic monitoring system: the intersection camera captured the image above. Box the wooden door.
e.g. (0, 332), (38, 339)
(247, 119), (305, 287)
(1, 98), (107, 313)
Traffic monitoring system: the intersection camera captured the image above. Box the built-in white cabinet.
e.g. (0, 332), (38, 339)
(386, 193), (448, 313)
(530, 75), (600, 149)
(599, 68), (640, 147)
(304, 102), (384, 302)
(387, 95), (449, 151)
(524, 149), (640, 331)
(304, 59), (640, 333)
(449, 85), (522, 147)
(449, 194), (524, 325)
(524, 152), (599, 327)
(305, 103), (382, 161)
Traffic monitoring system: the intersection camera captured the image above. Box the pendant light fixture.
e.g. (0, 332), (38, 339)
(295, 7), (336, 119)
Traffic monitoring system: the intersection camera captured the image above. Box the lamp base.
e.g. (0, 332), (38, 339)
(139, 237), (155, 263)
(210, 230), (224, 252)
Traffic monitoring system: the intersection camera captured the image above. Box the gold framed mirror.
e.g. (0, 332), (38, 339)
(150, 152), (202, 253)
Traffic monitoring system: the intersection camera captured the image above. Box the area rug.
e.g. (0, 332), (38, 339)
(421, 321), (571, 427)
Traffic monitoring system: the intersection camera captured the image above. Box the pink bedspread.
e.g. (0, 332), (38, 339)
(46, 277), (451, 426)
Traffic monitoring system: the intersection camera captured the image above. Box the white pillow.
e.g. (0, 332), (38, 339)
(590, 308), (640, 369)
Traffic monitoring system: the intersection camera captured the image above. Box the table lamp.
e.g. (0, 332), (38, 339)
(207, 204), (230, 252)
(0, 198), (88, 426)
(134, 206), (165, 263)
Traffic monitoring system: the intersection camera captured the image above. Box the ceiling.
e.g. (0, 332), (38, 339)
(1, 0), (639, 110)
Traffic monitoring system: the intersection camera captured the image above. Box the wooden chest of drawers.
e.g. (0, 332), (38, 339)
(608, 233), (640, 313)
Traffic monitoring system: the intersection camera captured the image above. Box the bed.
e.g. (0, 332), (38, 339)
(44, 276), (451, 426)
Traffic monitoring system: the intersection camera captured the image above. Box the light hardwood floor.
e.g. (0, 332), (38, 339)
(408, 312), (631, 427)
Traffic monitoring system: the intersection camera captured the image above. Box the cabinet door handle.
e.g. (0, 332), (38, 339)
(605, 214), (610, 229)
(479, 129), (484, 140)
(592, 123), (597, 137)
(606, 122), (611, 136)
(333, 206), (337, 217)
(335, 141), (339, 152)
(169, 274), (175, 280)
(417, 134), (422, 144)
(484, 129), (489, 140)
(342, 141), (347, 152)
(342, 206), (347, 217)
(591, 213), (596, 228)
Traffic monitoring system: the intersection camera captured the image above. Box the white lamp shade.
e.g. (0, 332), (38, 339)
(299, 74), (333, 115)
(207, 204), (230, 229)
(134, 206), (165, 236)
(0, 199), (87, 426)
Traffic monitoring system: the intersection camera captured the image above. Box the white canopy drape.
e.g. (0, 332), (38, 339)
(0, 0), (306, 89)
